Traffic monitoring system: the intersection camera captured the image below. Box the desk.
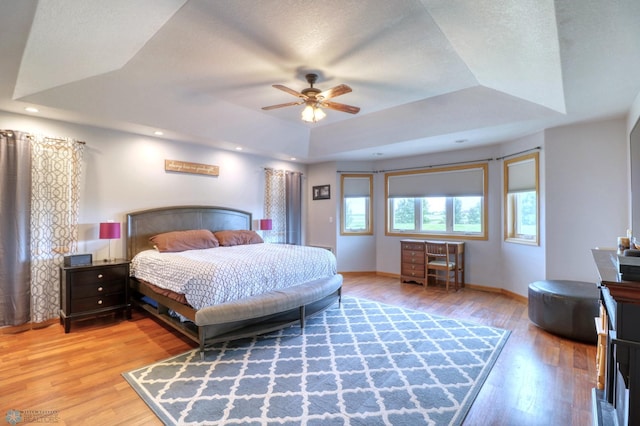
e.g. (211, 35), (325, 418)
(400, 239), (465, 287)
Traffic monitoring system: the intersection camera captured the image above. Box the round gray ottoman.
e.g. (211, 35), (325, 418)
(528, 280), (600, 343)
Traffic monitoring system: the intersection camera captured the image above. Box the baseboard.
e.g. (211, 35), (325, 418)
(338, 271), (528, 303)
(465, 283), (528, 304)
(1, 318), (58, 334)
(339, 271), (379, 277)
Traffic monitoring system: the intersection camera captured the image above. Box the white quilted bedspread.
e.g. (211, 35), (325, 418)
(130, 244), (337, 310)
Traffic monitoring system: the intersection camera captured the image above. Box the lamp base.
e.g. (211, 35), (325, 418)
(103, 241), (115, 263)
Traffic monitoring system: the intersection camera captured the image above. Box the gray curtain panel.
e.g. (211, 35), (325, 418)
(264, 168), (303, 245)
(285, 171), (302, 245)
(0, 131), (32, 326)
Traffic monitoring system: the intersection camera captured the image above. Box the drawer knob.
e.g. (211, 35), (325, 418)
(97, 287), (103, 292)
(97, 274), (103, 279)
(97, 300), (103, 305)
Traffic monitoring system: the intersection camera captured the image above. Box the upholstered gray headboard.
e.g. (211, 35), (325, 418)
(126, 205), (252, 259)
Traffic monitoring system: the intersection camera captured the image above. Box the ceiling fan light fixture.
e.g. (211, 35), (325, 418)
(263, 72), (358, 121)
(301, 102), (326, 123)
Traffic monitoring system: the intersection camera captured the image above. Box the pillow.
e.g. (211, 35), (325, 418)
(214, 230), (263, 246)
(149, 229), (219, 252)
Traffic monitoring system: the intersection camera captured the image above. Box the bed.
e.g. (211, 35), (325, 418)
(126, 205), (342, 358)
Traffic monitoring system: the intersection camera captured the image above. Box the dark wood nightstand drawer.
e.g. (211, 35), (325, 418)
(71, 293), (126, 312)
(71, 266), (127, 285)
(72, 280), (125, 298)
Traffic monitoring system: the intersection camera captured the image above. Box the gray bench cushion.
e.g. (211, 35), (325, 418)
(195, 273), (343, 326)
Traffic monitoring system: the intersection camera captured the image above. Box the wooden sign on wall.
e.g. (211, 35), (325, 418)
(165, 159), (219, 176)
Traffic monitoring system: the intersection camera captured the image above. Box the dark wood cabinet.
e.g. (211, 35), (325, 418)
(59, 260), (131, 332)
(592, 249), (640, 426)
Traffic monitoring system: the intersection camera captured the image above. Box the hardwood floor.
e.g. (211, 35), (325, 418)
(0, 273), (597, 425)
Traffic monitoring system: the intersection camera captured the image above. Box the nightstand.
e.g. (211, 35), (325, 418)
(59, 259), (131, 333)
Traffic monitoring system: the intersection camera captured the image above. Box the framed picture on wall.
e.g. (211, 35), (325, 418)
(313, 184), (330, 200)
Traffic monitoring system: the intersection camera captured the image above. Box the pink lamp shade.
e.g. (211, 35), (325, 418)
(99, 222), (121, 239)
(259, 219), (272, 231)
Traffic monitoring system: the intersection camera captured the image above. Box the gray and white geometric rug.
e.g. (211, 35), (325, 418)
(123, 297), (510, 425)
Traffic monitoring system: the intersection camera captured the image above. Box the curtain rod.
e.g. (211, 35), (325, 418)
(495, 146), (541, 161)
(0, 131), (85, 145)
(43, 136), (86, 145)
(4, 133), (87, 144)
(337, 146), (542, 174)
(263, 167), (303, 175)
(338, 158), (493, 174)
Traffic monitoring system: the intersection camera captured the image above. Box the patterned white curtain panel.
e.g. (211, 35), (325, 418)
(30, 136), (84, 323)
(264, 168), (287, 244)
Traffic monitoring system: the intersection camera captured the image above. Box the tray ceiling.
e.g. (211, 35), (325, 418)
(1, 0), (639, 162)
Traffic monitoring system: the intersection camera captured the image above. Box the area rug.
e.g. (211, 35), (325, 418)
(123, 297), (510, 425)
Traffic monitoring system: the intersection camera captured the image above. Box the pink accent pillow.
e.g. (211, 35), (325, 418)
(150, 229), (219, 252)
(214, 230), (263, 246)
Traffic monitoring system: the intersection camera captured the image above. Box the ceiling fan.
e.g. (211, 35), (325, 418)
(262, 73), (360, 123)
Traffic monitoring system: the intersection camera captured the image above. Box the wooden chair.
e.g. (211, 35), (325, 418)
(425, 242), (457, 291)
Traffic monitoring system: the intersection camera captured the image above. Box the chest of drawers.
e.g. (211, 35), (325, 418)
(59, 260), (131, 332)
(400, 240), (427, 285)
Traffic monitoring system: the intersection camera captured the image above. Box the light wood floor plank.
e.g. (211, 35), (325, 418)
(0, 273), (596, 425)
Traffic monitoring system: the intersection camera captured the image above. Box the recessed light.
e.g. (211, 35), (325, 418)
(25, 107), (39, 113)
(153, 131), (163, 136)
(290, 157), (297, 161)
(235, 147), (243, 151)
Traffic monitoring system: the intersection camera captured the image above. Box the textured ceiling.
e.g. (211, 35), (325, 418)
(1, 0), (639, 163)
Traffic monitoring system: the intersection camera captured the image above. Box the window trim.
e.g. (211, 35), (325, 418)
(503, 152), (539, 245)
(340, 173), (374, 236)
(385, 163), (489, 240)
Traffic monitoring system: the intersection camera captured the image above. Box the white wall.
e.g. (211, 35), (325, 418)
(628, 91), (640, 136)
(0, 111), (305, 260)
(335, 161), (377, 273)
(305, 162), (338, 255)
(499, 132), (546, 296)
(373, 144), (507, 289)
(2, 110), (632, 295)
(545, 117), (628, 282)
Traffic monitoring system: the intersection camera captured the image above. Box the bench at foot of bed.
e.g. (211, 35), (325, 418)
(132, 274), (343, 359)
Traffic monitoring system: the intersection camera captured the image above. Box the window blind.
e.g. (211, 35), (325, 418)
(343, 177), (371, 198)
(387, 166), (485, 198)
(507, 159), (535, 192)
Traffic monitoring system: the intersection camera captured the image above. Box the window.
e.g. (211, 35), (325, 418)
(341, 174), (373, 235)
(504, 152), (539, 245)
(386, 164), (488, 239)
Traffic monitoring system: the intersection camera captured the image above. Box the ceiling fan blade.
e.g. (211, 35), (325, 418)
(261, 100), (304, 111)
(317, 84), (352, 100)
(321, 100), (360, 114)
(273, 84), (305, 98)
